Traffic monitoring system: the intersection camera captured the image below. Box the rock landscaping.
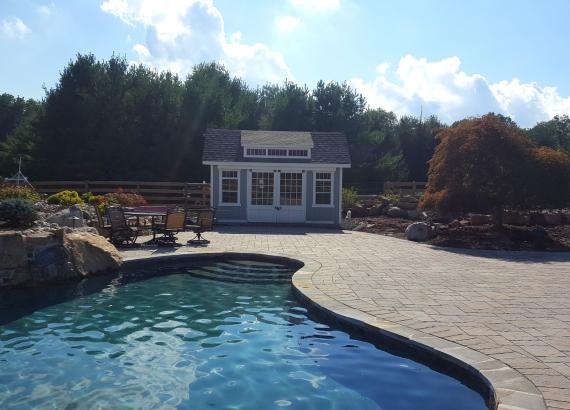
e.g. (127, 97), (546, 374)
(345, 193), (570, 251)
(0, 187), (124, 287)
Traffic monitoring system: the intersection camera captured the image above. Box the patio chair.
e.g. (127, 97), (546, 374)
(107, 206), (139, 246)
(152, 208), (186, 246)
(95, 206), (111, 237)
(186, 208), (214, 245)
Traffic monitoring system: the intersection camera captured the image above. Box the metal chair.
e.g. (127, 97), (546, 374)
(95, 206), (111, 237)
(186, 209), (214, 245)
(107, 207), (139, 246)
(152, 208), (186, 246)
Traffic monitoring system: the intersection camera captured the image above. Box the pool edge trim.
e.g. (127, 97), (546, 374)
(123, 251), (547, 410)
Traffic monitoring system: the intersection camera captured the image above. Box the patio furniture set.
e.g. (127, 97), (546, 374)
(96, 206), (215, 247)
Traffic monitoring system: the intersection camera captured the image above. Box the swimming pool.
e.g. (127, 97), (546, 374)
(0, 258), (490, 409)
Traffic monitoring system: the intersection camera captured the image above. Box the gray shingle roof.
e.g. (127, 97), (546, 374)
(241, 130), (313, 147)
(202, 129), (351, 165)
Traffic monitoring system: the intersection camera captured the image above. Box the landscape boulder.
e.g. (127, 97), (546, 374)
(387, 206), (408, 218)
(543, 212), (563, 226)
(65, 232), (122, 277)
(504, 211), (530, 226)
(470, 214), (492, 226)
(0, 231), (29, 286)
(0, 228), (123, 287)
(405, 222), (434, 242)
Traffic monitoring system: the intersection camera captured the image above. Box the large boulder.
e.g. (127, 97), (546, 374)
(543, 212), (563, 226)
(504, 211), (530, 226)
(470, 214), (492, 226)
(65, 232), (122, 276)
(0, 231), (29, 286)
(405, 222), (434, 242)
(0, 228), (123, 287)
(387, 206), (408, 218)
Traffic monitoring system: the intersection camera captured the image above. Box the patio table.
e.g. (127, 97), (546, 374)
(123, 210), (168, 244)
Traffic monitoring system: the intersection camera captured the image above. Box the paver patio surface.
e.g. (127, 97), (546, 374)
(122, 226), (570, 410)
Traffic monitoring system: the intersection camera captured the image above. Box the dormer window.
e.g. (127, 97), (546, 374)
(288, 149), (308, 158)
(268, 149), (287, 157)
(246, 148), (266, 156)
(244, 147), (311, 159)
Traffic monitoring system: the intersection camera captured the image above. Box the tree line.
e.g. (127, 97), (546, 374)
(1, 53), (569, 192)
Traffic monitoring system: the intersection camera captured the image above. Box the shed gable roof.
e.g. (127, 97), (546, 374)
(202, 129), (350, 165)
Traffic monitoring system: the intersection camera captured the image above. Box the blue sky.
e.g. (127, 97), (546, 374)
(1, 0), (570, 127)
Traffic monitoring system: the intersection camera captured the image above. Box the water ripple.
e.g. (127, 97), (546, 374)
(0, 260), (487, 410)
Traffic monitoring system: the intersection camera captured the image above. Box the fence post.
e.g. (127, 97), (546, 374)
(83, 181), (89, 193)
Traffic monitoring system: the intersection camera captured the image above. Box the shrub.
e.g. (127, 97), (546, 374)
(104, 188), (146, 207)
(88, 195), (106, 206)
(0, 198), (38, 228)
(46, 190), (84, 206)
(381, 192), (400, 204)
(0, 184), (41, 203)
(342, 187), (359, 209)
(81, 192), (94, 203)
(420, 115), (570, 225)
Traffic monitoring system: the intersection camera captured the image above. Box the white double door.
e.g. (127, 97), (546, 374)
(246, 169), (306, 223)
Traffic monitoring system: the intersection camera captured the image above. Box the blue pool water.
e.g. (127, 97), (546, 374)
(0, 259), (489, 409)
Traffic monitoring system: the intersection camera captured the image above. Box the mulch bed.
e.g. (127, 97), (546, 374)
(353, 216), (570, 252)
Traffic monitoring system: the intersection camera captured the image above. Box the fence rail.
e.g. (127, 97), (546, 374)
(32, 180), (210, 208)
(383, 181), (427, 196)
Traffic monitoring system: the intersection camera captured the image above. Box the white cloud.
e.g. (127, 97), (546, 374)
(0, 17), (31, 39)
(349, 55), (570, 127)
(276, 15), (301, 34)
(37, 2), (56, 17)
(101, 0), (293, 85)
(289, 0), (340, 13)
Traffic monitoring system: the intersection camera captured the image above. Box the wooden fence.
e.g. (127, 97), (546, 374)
(32, 180), (210, 208)
(383, 181), (427, 196)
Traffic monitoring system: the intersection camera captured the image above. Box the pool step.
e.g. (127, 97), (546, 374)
(215, 262), (292, 274)
(187, 268), (291, 284)
(190, 266), (291, 279)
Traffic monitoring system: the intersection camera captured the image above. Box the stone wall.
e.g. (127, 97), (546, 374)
(0, 229), (122, 287)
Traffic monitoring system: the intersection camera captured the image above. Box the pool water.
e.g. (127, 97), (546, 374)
(0, 259), (488, 409)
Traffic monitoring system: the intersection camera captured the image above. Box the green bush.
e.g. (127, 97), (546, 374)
(342, 187), (359, 209)
(0, 198), (38, 228)
(46, 190), (84, 206)
(0, 184), (41, 202)
(88, 195), (106, 206)
(381, 192), (400, 204)
(81, 192), (94, 203)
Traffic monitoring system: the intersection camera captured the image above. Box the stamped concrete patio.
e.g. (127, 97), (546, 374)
(122, 226), (570, 410)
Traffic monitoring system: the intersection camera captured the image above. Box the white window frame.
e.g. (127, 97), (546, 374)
(313, 171), (334, 208)
(243, 146), (311, 159)
(219, 169), (240, 206)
